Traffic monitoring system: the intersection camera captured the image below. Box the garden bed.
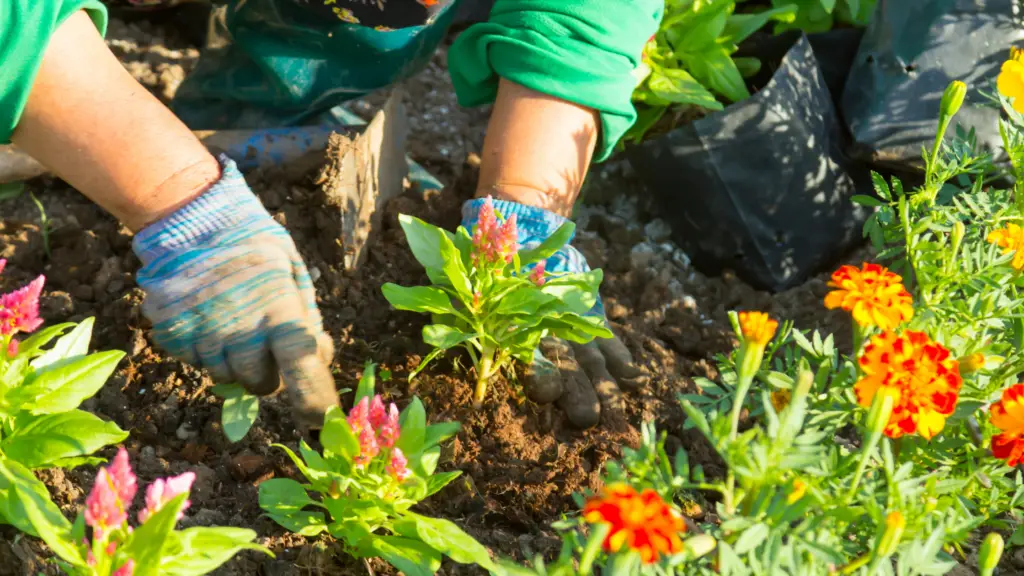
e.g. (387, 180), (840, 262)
(0, 17), (860, 576)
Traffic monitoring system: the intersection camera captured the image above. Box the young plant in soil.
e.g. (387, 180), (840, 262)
(34, 447), (270, 575)
(382, 198), (611, 407)
(259, 364), (493, 575)
(0, 260), (132, 530)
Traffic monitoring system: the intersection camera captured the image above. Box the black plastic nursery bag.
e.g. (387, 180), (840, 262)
(626, 32), (868, 292)
(841, 0), (1024, 167)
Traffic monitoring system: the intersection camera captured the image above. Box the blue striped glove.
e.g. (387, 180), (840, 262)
(133, 157), (338, 427)
(461, 198), (647, 430)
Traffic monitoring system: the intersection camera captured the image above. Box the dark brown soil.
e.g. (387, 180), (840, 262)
(0, 16), (858, 576)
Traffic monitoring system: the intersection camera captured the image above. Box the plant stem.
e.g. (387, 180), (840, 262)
(926, 116), (952, 187)
(729, 373), (755, 442)
(473, 347), (496, 409)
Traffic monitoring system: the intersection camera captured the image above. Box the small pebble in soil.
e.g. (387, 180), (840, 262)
(644, 218), (672, 242)
(175, 422), (199, 441)
(309, 266), (322, 283)
(630, 242), (657, 270)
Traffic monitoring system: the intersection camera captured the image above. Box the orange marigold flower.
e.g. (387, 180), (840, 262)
(990, 384), (1024, 466)
(824, 263), (913, 331)
(583, 484), (685, 564)
(998, 47), (1024, 113)
(986, 223), (1024, 270)
(855, 331), (962, 439)
(738, 311), (778, 347)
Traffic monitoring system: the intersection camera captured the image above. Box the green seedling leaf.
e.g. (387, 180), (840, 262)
(0, 458), (81, 566)
(354, 360), (377, 404)
(213, 383), (259, 443)
(422, 325), (474, 350)
(382, 284), (456, 315)
(161, 527), (272, 576)
(394, 513), (495, 570)
(646, 67), (723, 110)
(2, 410), (127, 469)
(12, 350), (125, 415)
(30, 317), (95, 371)
(359, 535), (442, 576)
(15, 323), (74, 359)
(518, 222), (576, 267)
(258, 478), (327, 537)
(124, 494), (189, 576)
(397, 398), (427, 456)
(321, 407), (360, 461)
(399, 215), (449, 272)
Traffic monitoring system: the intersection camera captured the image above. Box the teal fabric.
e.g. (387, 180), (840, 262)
(171, 0), (460, 130)
(0, 0), (107, 144)
(447, 0), (663, 161)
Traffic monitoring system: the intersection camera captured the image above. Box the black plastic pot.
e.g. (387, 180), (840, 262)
(626, 31), (869, 292)
(841, 0), (1024, 168)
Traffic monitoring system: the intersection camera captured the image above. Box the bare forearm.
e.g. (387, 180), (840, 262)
(476, 79), (599, 218)
(11, 10), (218, 232)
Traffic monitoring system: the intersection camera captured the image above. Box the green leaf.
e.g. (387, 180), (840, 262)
(685, 47), (750, 103)
(354, 361), (377, 405)
(382, 284), (456, 315)
(852, 195), (885, 207)
(646, 67), (723, 110)
(422, 325), (474, 351)
(0, 458), (82, 566)
(518, 222), (576, 266)
(424, 471), (462, 498)
(394, 513), (495, 569)
(2, 410), (127, 469)
(30, 317), (95, 371)
(494, 288), (558, 316)
(670, 0), (732, 52)
(11, 350), (125, 415)
(15, 323), (74, 358)
(399, 215), (448, 272)
(397, 398), (427, 455)
(440, 234), (473, 299)
(162, 527), (272, 576)
(722, 5), (798, 44)
(0, 182), (25, 202)
(422, 421), (461, 449)
(734, 522), (770, 554)
(124, 494), (189, 576)
(359, 535), (442, 576)
(321, 407), (360, 461)
(258, 478), (327, 537)
(216, 383), (259, 443)
(540, 273), (603, 316)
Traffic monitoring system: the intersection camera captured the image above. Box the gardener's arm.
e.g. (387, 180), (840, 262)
(3, 5), (339, 426)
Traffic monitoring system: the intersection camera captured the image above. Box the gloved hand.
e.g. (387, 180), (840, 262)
(461, 198), (649, 429)
(133, 157), (338, 428)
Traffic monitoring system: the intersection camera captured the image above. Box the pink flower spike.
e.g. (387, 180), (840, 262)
(347, 396), (370, 434)
(0, 275), (44, 336)
(108, 448), (138, 507)
(0, 259), (6, 276)
(387, 448), (411, 481)
(530, 261), (547, 287)
(105, 541), (118, 556)
(85, 469), (128, 536)
(378, 404), (400, 448)
(368, 395), (387, 430)
(139, 472), (195, 524)
(112, 560), (135, 576)
(353, 425), (380, 467)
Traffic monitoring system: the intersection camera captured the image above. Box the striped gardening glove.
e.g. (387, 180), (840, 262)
(460, 198), (648, 429)
(133, 157), (338, 428)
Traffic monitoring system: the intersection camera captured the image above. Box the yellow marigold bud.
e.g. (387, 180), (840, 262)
(738, 311), (778, 347)
(877, 511), (906, 557)
(940, 81), (968, 119)
(958, 353), (985, 374)
(787, 478), (807, 504)
(771, 389), (792, 413)
(978, 533), (1004, 576)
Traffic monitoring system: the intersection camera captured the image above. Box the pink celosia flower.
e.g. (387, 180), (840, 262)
(139, 472), (195, 524)
(530, 261), (546, 287)
(472, 197), (519, 266)
(347, 396), (370, 435)
(85, 469), (128, 537)
(387, 448), (411, 481)
(369, 395), (387, 430)
(0, 275), (44, 336)
(378, 403), (400, 448)
(353, 425), (380, 467)
(105, 542), (117, 555)
(0, 259), (5, 276)
(112, 560), (135, 576)
(108, 448), (138, 506)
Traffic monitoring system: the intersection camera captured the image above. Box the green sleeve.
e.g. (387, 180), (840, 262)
(447, 0), (662, 162)
(0, 1), (108, 144)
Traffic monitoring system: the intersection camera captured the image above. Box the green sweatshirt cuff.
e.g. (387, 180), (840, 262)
(0, 1), (108, 144)
(447, 1), (661, 162)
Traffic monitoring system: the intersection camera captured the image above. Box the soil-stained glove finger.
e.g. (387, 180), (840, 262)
(539, 338), (601, 428)
(523, 345), (564, 404)
(596, 336), (649, 391)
